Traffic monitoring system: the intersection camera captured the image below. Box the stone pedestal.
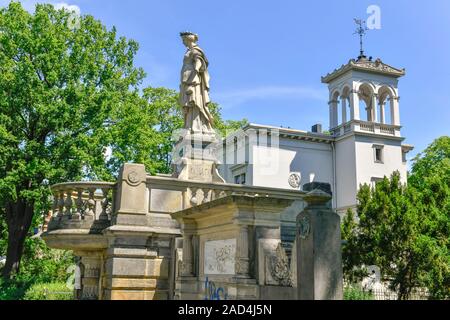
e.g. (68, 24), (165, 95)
(114, 163), (148, 226)
(102, 163), (180, 300)
(296, 184), (343, 300)
(172, 132), (225, 183)
(68, 251), (104, 300)
(172, 194), (297, 300)
(102, 230), (174, 300)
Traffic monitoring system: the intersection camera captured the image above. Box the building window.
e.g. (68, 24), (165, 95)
(371, 177), (383, 188)
(373, 145), (384, 163)
(234, 173), (246, 185)
(402, 151), (407, 163)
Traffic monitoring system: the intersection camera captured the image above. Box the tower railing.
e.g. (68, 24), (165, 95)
(331, 120), (401, 137)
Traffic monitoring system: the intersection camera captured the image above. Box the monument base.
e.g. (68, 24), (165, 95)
(172, 131), (225, 183)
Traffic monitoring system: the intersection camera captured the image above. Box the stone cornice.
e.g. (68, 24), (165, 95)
(321, 58), (406, 83)
(242, 123), (334, 144)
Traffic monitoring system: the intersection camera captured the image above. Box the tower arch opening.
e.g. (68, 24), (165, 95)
(377, 86), (396, 125)
(358, 83), (375, 122)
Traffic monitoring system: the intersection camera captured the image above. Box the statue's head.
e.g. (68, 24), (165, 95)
(180, 31), (198, 47)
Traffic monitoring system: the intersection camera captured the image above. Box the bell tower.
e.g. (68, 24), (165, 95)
(321, 53), (412, 215)
(322, 56), (404, 137)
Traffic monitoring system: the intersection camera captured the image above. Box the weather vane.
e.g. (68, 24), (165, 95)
(354, 18), (369, 59)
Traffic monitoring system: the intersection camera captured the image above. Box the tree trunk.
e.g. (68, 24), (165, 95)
(2, 198), (35, 279)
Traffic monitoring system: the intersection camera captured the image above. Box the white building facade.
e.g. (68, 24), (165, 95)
(218, 56), (414, 215)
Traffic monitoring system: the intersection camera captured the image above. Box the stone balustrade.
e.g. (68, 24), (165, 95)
(331, 120), (400, 137)
(47, 181), (116, 232)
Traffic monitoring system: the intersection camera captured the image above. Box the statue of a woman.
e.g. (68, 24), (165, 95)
(179, 32), (214, 134)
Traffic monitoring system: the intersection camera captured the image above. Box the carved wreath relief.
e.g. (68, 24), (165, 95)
(298, 216), (310, 240)
(127, 170), (140, 185)
(288, 172), (301, 189)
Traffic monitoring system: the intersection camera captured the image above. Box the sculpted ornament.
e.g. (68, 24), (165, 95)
(127, 170), (140, 186)
(298, 216), (310, 240)
(288, 172), (301, 189)
(269, 243), (293, 287)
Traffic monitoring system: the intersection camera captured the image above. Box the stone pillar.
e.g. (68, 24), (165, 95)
(391, 97), (400, 126)
(350, 90), (360, 120)
(236, 224), (250, 278)
(296, 183), (343, 300)
(181, 233), (194, 276)
(372, 94), (378, 123)
(114, 163), (148, 225)
(379, 101), (386, 124)
(103, 233), (172, 300)
(77, 252), (103, 300)
(328, 100), (338, 128)
(340, 96), (347, 124)
(102, 163), (178, 300)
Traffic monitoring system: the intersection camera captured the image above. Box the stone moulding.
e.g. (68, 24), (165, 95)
(321, 58), (405, 83)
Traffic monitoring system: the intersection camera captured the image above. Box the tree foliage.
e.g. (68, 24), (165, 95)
(0, 2), (247, 279)
(0, 2), (146, 277)
(342, 136), (450, 299)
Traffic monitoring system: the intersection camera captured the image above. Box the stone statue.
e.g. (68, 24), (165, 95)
(179, 32), (214, 134)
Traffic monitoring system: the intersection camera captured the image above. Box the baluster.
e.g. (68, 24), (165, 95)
(85, 188), (96, 218)
(182, 190), (189, 210)
(99, 188), (109, 221)
(190, 187), (198, 206)
(73, 188), (83, 220)
(202, 188), (210, 204)
(52, 193), (59, 218)
(64, 189), (73, 218)
(57, 190), (65, 219)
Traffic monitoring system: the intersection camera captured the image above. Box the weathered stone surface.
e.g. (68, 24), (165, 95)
(204, 239), (236, 275)
(150, 189), (183, 213)
(172, 194), (299, 299)
(107, 277), (168, 290)
(44, 156), (344, 300)
(106, 257), (169, 278)
(296, 187), (343, 300)
(260, 286), (296, 300)
(107, 289), (168, 300)
(115, 163), (148, 226)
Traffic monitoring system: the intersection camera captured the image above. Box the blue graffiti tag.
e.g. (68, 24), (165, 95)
(203, 277), (228, 300)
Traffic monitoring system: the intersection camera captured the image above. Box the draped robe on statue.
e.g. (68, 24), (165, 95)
(179, 45), (214, 134)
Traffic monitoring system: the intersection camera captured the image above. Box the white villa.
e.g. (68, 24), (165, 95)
(219, 55), (414, 216)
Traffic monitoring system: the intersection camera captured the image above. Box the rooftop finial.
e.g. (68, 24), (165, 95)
(353, 18), (369, 60)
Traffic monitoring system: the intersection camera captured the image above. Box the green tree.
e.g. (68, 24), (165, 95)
(0, 2), (145, 278)
(342, 136), (450, 299)
(0, 2), (247, 280)
(408, 136), (450, 299)
(108, 88), (248, 176)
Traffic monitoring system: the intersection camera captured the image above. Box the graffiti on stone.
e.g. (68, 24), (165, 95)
(204, 239), (236, 274)
(203, 277), (228, 300)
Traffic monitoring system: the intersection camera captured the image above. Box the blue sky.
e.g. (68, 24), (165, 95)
(3, 0), (450, 160)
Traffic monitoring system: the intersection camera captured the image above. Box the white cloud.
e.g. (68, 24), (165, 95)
(0, 1), (80, 15)
(54, 2), (80, 15)
(214, 85), (328, 109)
